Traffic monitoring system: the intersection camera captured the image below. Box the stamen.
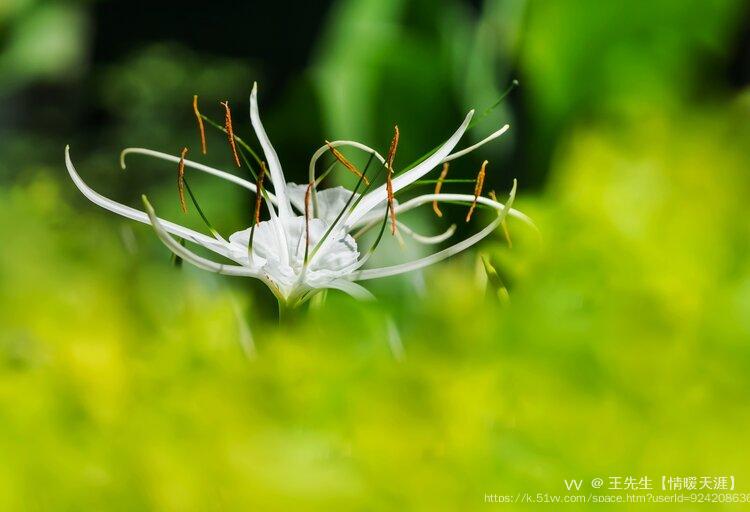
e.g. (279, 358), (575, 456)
(199, 113), (263, 167)
(177, 146), (189, 213)
(386, 125), (400, 167)
(326, 142), (370, 185)
(466, 160), (488, 222)
(433, 162), (449, 217)
(489, 190), (512, 247)
(184, 177), (225, 241)
(254, 162), (267, 226)
(385, 125), (399, 235)
(248, 162), (267, 257)
(307, 152), (377, 264)
(193, 95), (207, 154)
(220, 101), (241, 167)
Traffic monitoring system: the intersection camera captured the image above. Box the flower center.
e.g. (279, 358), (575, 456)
(227, 216), (359, 293)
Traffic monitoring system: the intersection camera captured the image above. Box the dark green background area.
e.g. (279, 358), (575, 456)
(1, 0), (750, 509)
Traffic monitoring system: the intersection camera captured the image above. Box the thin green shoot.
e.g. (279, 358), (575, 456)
(306, 152), (378, 263)
(183, 177), (223, 240)
(402, 79), (518, 170)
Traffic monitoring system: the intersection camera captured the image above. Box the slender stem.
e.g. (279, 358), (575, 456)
(277, 299), (288, 324)
(277, 298), (303, 324)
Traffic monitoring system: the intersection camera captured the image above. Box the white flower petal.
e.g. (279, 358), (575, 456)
(227, 215), (360, 298)
(142, 196), (256, 277)
(307, 140), (386, 185)
(344, 110), (474, 228)
(397, 221), (457, 244)
(120, 147), (280, 204)
(65, 146), (232, 259)
(353, 192), (536, 231)
(120, 147), (284, 253)
(287, 183), (362, 225)
(441, 124), (510, 163)
(250, 82), (293, 219)
(351, 180), (516, 281)
(325, 279), (375, 301)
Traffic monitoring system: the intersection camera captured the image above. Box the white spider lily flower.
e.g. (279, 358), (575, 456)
(65, 82), (534, 308)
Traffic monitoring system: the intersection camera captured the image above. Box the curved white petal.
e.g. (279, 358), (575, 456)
(142, 196), (257, 277)
(307, 140), (387, 185)
(441, 124), (510, 163)
(325, 279), (375, 301)
(65, 146), (232, 259)
(287, 183), (364, 225)
(344, 110), (474, 228)
(250, 82), (293, 219)
(397, 221), (457, 244)
(353, 218), (455, 245)
(120, 147), (278, 204)
(351, 181), (517, 281)
(262, 191), (291, 267)
(353, 192), (536, 231)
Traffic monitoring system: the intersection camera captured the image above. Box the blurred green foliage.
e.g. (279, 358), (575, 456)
(2, 0), (750, 509)
(0, 1), (88, 91)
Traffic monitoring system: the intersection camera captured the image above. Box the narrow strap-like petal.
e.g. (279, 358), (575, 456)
(308, 140), (387, 185)
(65, 146), (233, 259)
(325, 279), (376, 301)
(250, 82), (293, 220)
(396, 221), (457, 244)
(441, 124), (510, 163)
(344, 110), (474, 228)
(350, 181), (517, 281)
(142, 196), (257, 277)
(353, 192), (536, 231)
(121, 147), (278, 204)
(121, 147), (285, 256)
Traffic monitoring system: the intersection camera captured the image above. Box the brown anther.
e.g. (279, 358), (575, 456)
(253, 162), (267, 225)
(193, 95), (207, 154)
(385, 125), (399, 235)
(489, 190), (512, 248)
(177, 147), (189, 213)
(220, 101), (241, 167)
(304, 182), (313, 219)
(326, 142), (370, 185)
(466, 160), (488, 222)
(433, 162), (449, 217)
(385, 125), (400, 170)
(386, 178), (397, 234)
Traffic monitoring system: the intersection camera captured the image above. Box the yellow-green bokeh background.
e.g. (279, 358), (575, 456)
(2, 0), (750, 510)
